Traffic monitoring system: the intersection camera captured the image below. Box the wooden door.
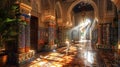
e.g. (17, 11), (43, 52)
(30, 16), (38, 52)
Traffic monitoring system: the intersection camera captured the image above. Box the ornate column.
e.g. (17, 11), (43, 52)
(18, 3), (32, 53)
(97, 24), (102, 45)
(48, 22), (55, 50)
(18, 22), (26, 53)
(17, 3), (35, 65)
(25, 15), (31, 52)
(45, 15), (55, 50)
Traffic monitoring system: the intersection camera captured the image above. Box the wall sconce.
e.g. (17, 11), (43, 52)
(28, 12), (31, 17)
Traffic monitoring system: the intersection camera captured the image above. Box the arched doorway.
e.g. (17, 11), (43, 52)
(68, 0), (97, 41)
(67, 0), (99, 25)
(30, 16), (38, 52)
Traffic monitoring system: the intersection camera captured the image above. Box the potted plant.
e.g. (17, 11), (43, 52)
(0, 0), (26, 65)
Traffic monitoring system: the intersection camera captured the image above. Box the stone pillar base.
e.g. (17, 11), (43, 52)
(25, 47), (30, 52)
(18, 50), (35, 64)
(19, 48), (25, 53)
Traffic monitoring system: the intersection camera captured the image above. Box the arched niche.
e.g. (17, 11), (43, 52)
(55, 1), (63, 25)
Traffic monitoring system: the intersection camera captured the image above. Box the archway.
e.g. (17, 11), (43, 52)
(67, 0), (99, 41)
(67, 0), (99, 24)
(55, 1), (63, 24)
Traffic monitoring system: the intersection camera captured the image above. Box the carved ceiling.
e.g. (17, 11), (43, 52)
(73, 2), (94, 13)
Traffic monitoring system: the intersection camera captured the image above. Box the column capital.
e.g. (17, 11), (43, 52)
(20, 3), (32, 13)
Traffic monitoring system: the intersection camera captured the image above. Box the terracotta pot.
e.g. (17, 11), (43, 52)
(0, 55), (7, 66)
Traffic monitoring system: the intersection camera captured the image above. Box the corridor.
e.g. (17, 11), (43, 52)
(21, 40), (98, 67)
(0, 0), (120, 67)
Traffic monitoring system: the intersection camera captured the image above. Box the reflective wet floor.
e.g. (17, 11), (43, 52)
(19, 40), (120, 67)
(21, 40), (100, 67)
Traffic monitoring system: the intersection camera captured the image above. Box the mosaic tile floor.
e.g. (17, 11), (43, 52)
(22, 40), (98, 67)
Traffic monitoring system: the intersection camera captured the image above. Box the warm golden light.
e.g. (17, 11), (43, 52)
(66, 21), (69, 25)
(45, 15), (55, 21)
(29, 46), (78, 67)
(28, 13), (31, 16)
(118, 44), (120, 49)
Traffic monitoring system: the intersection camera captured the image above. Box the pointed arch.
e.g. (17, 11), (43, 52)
(55, 1), (63, 23)
(67, 0), (99, 24)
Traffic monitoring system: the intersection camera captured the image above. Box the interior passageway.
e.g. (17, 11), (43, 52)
(0, 0), (120, 67)
(22, 40), (98, 67)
